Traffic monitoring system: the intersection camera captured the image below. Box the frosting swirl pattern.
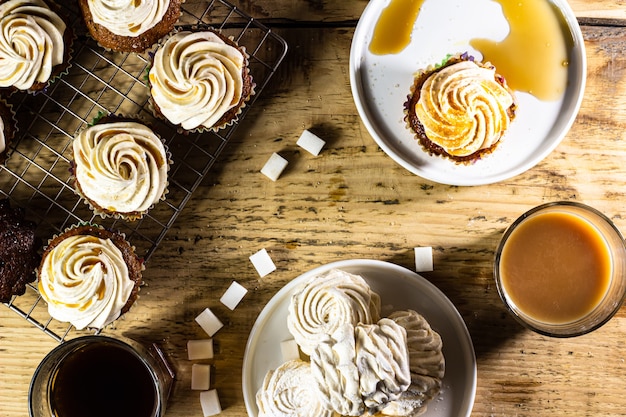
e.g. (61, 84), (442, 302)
(415, 60), (515, 157)
(88, 0), (170, 37)
(287, 269), (381, 356)
(38, 234), (135, 330)
(381, 310), (445, 416)
(73, 121), (168, 218)
(256, 359), (333, 417)
(0, 0), (66, 90)
(149, 30), (246, 131)
(310, 324), (364, 416)
(355, 318), (411, 413)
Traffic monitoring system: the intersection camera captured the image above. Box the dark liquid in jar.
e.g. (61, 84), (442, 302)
(50, 342), (158, 417)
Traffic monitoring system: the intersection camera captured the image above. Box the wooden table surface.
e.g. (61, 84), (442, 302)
(2, 1), (626, 416)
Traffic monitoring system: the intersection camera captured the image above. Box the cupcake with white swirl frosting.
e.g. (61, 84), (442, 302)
(78, 0), (183, 53)
(37, 224), (144, 330)
(71, 115), (170, 221)
(0, 0), (73, 93)
(148, 28), (255, 132)
(405, 53), (517, 164)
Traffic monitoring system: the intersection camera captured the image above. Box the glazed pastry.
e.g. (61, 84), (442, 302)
(405, 54), (516, 163)
(355, 318), (411, 413)
(380, 310), (445, 417)
(287, 269), (381, 356)
(71, 116), (169, 220)
(0, 0), (72, 93)
(0, 199), (40, 303)
(310, 323), (364, 416)
(78, 0), (183, 53)
(38, 224), (143, 330)
(148, 29), (254, 132)
(256, 359), (333, 417)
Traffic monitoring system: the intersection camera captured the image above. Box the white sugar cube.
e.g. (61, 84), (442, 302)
(261, 152), (288, 181)
(195, 308), (224, 337)
(187, 339), (214, 360)
(297, 129), (325, 156)
(414, 246), (434, 272)
(220, 281), (248, 310)
(280, 339), (300, 362)
(200, 389), (222, 416)
(249, 248), (276, 277)
(192, 364), (211, 391)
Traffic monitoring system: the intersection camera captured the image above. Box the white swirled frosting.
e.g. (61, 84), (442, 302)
(287, 269), (381, 356)
(415, 60), (515, 157)
(256, 359), (333, 417)
(149, 30), (246, 131)
(88, 0), (170, 37)
(0, 0), (66, 90)
(38, 234), (135, 330)
(73, 121), (168, 217)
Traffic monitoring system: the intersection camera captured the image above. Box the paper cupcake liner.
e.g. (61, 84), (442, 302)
(403, 52), (516, 165)
(146, 26), (256, 135)
(70, 113), (172, 221)
(77, 0), (185, 54)
(37, 222), (145, 330)
(0, 98), (18, 165)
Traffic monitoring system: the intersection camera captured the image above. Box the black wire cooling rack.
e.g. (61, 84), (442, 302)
(1, 0), (287, 342)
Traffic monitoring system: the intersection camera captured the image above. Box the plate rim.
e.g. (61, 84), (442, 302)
(241, 258), (477, 417)
(349, 0), (587, 186)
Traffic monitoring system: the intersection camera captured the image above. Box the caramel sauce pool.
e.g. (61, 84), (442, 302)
(369, 0), (425, 55)
(470, 0), (571, 101)
(369, 0), (571, 101)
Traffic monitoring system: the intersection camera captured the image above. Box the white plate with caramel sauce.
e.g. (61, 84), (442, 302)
(242, 259), (477, 417)
(350, 0), (586, 186)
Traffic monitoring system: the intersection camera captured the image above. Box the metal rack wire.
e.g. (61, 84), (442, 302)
(1, 0), (287, 342)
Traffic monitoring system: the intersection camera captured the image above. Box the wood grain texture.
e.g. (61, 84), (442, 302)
(2, 1), (626, 417)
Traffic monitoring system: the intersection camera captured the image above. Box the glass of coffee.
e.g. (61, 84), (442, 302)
(494, 201), (626, 337)
(29, 335), (175, 417)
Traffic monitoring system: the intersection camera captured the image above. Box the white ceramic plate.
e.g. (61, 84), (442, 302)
(349, 0), (586, 186)
(242, 259), (477, 417)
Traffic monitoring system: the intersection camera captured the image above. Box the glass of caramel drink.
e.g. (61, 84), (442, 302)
(494, 201), (626, 337)
(29, 335), (175, 417)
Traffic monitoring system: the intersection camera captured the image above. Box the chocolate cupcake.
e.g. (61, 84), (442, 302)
(0, 199), (41, 303)
(0, 0), (74, 94)
(70, 114), (170, 221)
(0, 98), (17, 164)
(404, 53), (517, 164)
(78, 0), (183, 53)
(148, 28), (255, 133)
(37, 224), (144, 330)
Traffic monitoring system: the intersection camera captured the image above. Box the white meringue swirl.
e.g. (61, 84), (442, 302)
(149, 30), (246, 131)
(287, 269), (381, 356)
(0, 0), (66, 90)
(415, 60), (515, 157)
(38, 234), (135, 330)
(382, 310), (445, 416)
(355, 318), (411, 413)
(256, 359), (332, 417)
(73, 121), (168, 218)
(310, 324), (364, 416)
(88, 0), (170, 37)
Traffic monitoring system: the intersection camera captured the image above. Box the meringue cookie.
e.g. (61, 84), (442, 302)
(256, 359), (332, 417)
(287, 269), (381, 355)
(355, 318), (412, 413)
(310, 323), (364, 416)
